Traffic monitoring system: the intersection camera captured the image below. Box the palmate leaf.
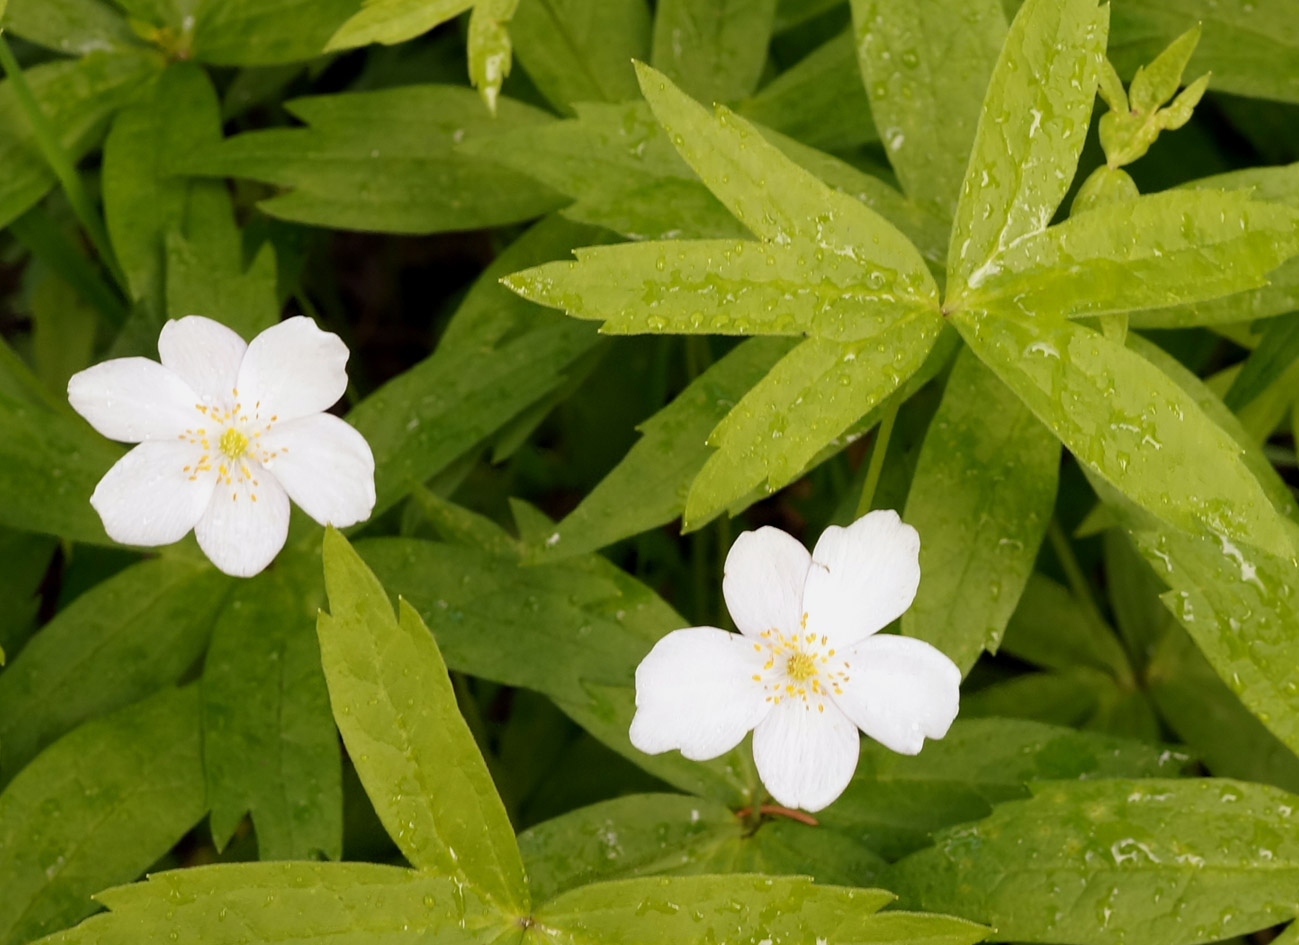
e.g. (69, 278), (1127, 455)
(890, 779), (1299, 945)
(850, 0), (1007, 220)
(651, 0), (777, 105)
(901, 349), (1058, 675)
(318, 529), (528, 914)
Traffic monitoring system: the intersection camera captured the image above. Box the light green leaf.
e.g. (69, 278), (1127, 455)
(174, 86), (564, 234)
(467, 0), (518, 112)
(685, 314), (943, 528)
(891, 778), (1299, 945)
(538, 336), (794, 560)
(2, 0), (138, 55)
(357, 501), (754, 806)
(511, 0), (650, 114)
(508, 237), (940, 342)
(350, 217), (606, 518)
(537, 875), (986, 945)
(318, 529), (528, 912)
(0, 51), (161, 233)
(902, 349), (1058, 674)
(947, 0), (1107, 297)
(0, 555), (226, 784)
(819, 717), (1187, 860)
(191, 0), (359, 66)
(325, 0), (473, 51)
(203, 552), (341, 861)
(966, 189), (1299, 318)
(850, 0), (1007, 219)
(37, 862), (509, 945)
(736, 28), (878, 154)
(952, 308), (1295, 558)
(103, 62), (222, 311)
(0, 687), (206, 945)
(651, 0), (777, 104)
(1128, 24), (1202, 112)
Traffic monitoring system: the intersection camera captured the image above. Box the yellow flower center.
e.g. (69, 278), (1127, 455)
(219, 427), (249, 460)
(785, 651), (817, 681)
(749, 615), (853, 715)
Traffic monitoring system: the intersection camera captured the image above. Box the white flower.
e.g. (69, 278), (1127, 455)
(629, 511), (960, 812)
(68, 316), (376, 578)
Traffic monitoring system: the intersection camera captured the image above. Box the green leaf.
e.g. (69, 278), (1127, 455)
(651, 0), (778, 104)
(165, 230), (279, 341)
(890, 778), (1299, 945)
(357, 501), (753, 806)
(684, 315), (943, 529)
(510, 0), (651, 114)
(0, 527), (56, 661)
(539, 336), (794, 559)
(947, 0), (1107, 298)
(190, 0), (359, 66)
(819, 717), (1187, 860)
(850, 0), (1007, 219)
(203, 552), (341, 861)
(349, 217), (606, 518)
(0, 51), (161, 233)
(325, 0), (474, 51)
(1225, 313), (1299, 412)
(536, 875), (986, 945)
(174, 86), (564, 234)
(735, 28), (878, 154)
(318, 529), (528, 913)
(467, 0), (518, 112)
(902, 349), (1058, 674)
(38, 862), (509, 945)
(0, 555), (227, 783)
(0, 687), (206, 945)
(103, 62), (222, 311)
(952, 308), (1295, 558)
(965, 189), (1299, 318)
(1000, 574), (1134, 681)
(30, 270), (99, 396)
(2, 0), (138, 55)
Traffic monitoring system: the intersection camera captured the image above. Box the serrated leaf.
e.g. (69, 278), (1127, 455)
(651, 0), (778, 104)
(952, 307), (1294, 558)
(325, 0), (473, 51)
(965, 189), (1299, 317)
(0, 51), (160, 233)
(0, 555), (227, 784)
(511, 0), (650, 114)
(685, 314), (943, 528)
(203, 552), (341, 861)
(0, 687), (206, 945)
(190, 0), (359, 66)
(902, 349), (1058, 674)
(539, 336), (794, 560)
(103, 62), (222, 312)
(1129, 24), (1201, 112)
(173, 86), (564, 234)
(818, 717), (1187, 860)
(38, 862), (508, 945)
(2, 0), (137, 55)
(947, 0), (1107, 297)
(891, 778), (1299, 945)
(850, 0), (1007, 219)
(318, 529), (527, 912)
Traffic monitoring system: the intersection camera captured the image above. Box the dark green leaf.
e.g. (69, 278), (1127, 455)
(651, 0), (778, 104)
(192, 0), (360, 66)
(2, 0), (137, 55)
(1225, 313), (1299, 412)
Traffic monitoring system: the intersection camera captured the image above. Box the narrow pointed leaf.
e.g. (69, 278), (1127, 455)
(891, 779), (1299, 945)
(1225, 313), (1299, 411)
(902, 349), (1058, 674)
(324, 0), (473, 51)
(318, 529), (527, 913)
(850, 0), (1007, 218)
(952, 307), (1294, 558)
(650, 0), (778, 104)
(947, 0), (1107, 297)
(467, 0), (518, 112)
(190, 0), (359, 65)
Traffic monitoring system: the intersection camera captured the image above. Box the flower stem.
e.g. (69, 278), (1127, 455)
(733, 804), (820, 827)
(0, 32), (129, 295)
(854, 396), (900, 518)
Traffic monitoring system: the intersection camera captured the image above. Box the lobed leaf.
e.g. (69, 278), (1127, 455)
(190, 0), (362, 66)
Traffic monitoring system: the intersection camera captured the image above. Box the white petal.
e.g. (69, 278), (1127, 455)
(831, 634), (960, 756)
(158, 316), (247, 405)
(752, 697), (859, 812)
(91, 441), (216, 546)
(722, 526), (812, 639)
(68, 358), (200, 442)
(194, 464), (290, 577)
(235, 317), (349, 422)
(802, 509), (921, 649)
(630, 627), (772, 761)
(258, 414), (375, 527)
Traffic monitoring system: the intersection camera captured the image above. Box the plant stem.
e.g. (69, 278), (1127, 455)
(854, 397), (900, 517)
(1047, 518), (1109, 636)
(0, 32), (129, 294)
